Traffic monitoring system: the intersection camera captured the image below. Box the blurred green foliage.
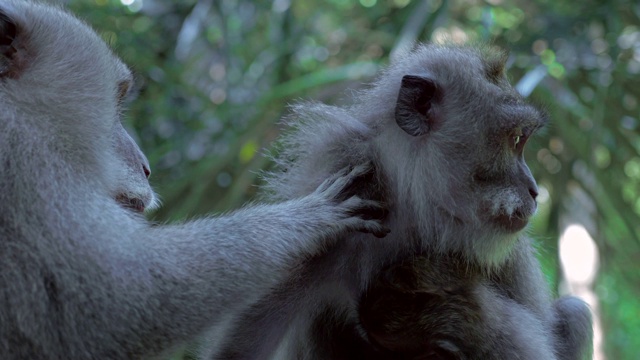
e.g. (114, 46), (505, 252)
(67, 0), (639, 357)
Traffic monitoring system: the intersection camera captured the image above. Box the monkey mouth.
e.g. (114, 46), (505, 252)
(491, 210), (529, 233)
(115, 194), (146, 213)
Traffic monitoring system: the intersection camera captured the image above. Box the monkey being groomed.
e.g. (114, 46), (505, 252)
(208, 44), (593, 359)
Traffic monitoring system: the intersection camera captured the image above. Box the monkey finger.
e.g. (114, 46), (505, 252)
(336, 164), (377, 201)
(372, 227), (392, 238)
(345, 162), (372, 179)
(342, 163), (374, 189)
(359, 221), (391, 238)
(344, 197), (384, 209)
(347, 199), (389, 221)
(336, 214), (388, 238)
(315, 174), (337, 193)
(324, 163), (374, 200)
(314, 164), (355, 193)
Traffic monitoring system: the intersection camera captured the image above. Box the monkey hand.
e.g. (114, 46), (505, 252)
(309, 163), (390, 238)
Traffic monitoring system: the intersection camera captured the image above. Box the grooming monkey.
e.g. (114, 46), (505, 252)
(209, 44), (593, 359)
(0, 1), (388, 359)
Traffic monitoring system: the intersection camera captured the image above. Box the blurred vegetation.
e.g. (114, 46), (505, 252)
(66, 0), (639, 358)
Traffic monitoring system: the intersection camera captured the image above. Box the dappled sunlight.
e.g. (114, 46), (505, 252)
(119, 0), (142, 12)
(560, 224), (604, 360)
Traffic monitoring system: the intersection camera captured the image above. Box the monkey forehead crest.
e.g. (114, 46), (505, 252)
(399, 44), (508, 84)
(359, 43), (546, 131)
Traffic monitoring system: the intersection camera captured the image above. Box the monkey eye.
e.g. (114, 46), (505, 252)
(117, 81), (131, 104)
(510, 127), (526, 152)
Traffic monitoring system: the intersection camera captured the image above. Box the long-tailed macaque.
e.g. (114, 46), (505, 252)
(0, 1), (386, 358)
(209, 44), (593, 359)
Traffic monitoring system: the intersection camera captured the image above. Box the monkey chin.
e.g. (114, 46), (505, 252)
(115, 194), (146, 214)
(491, 211), (530, 233)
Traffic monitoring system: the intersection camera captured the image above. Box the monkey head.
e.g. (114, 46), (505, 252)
(365, 45), (547, 265)
(0, 1), (156, 214)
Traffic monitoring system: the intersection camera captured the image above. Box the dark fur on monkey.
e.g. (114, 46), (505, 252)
(360, 254), (563, 359)
(208, 44), (593, 360)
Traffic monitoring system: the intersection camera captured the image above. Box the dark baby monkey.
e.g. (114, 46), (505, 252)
(360, 254), (566, 359)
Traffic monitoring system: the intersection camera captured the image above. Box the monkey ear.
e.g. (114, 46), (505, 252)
(0, 7), (19, 78)
(394, 75), (441, 137)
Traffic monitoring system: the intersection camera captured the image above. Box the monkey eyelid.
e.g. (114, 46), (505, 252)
(498, 102), (548, 131)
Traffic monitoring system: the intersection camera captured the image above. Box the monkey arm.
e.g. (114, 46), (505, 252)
(551, 297), (594, 360)
(112, 200), (353, 357)
(1, 169), (385, 359)
(492, 239), (556, 317)
(493, 238), (593, 360)
(474, 286), (558, 359)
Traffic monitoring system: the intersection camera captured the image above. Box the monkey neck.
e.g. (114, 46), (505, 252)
(387, 204), (522, 271)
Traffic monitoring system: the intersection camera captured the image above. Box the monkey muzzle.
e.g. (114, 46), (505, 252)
(492, 210), (530, 233)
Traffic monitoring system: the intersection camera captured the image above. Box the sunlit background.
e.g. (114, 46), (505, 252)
(64, 0), (639, 358)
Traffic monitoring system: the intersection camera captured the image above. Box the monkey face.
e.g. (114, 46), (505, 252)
(0, 1), (157, 214)
(389, 46), (546, 238)
(111, 120), (157, 214)
(470, 103), (544, 234)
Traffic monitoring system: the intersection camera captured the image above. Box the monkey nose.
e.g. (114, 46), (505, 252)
(143, 165), (151, 179)
(529, 187), (538, 200)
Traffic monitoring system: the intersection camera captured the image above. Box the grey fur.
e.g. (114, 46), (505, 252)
(0, 2), (386, 359)
(208, 44), (593, 359)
